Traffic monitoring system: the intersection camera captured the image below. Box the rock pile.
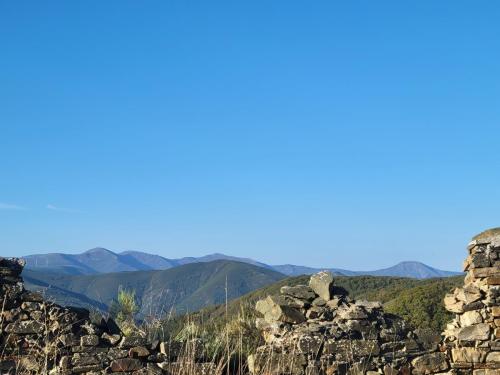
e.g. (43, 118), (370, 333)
(249, 230), (500, 375)
(443, 229), (500, 374)
(248, 271), (446, 375)
(0, 257), (217, 374)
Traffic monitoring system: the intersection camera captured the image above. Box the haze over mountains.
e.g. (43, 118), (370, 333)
(23, 260), (286, 316)
(24, 247), (461, 279)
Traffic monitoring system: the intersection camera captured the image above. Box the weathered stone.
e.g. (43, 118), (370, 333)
(451, 347), (488, 363)
(110, 358), (143, 372)
(471, 267), (500, 279)
(5, 320), (44, 334)
(81, 334), (99, 346)
(129, 346), (150, 358)
(337, 305), (368, 320)
(460, 310), (483, 326)
(323, 339), (380, 359)
(485, 351), (500, 362)
(444, 294), (464, 313)
(457, 323), (490, 341)
(256, 296), (306, 324)
(309, 271), (334, 301)
(491, 306), (500, 317)
(281, 285), (316, 301)
(411, 352), (449, 374)
(120, 334), (146, 348)
(414, 328), (441, 351)
(102, 332), (122, 345)
(296, 334), (322, 354)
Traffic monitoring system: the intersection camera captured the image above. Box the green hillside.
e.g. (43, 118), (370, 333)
(161, 274), (465, 340)
(23, 260), (286, 317)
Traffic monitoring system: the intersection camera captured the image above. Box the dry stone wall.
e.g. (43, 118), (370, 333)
(0, 258), (216, 375)
(249, 231), (500, 375)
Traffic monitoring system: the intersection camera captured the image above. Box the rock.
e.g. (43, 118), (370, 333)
(485, 351), (500, 362)
(414, 328), (441, 351)
(337, 305), (368, 320)
(451, 347), (488, 363)
(102, 332), (121, 345)
(444, 294), (465, 313)
(281, 285), (316, 301)
(323, 339), (380, 359)
(460, 310), (483, 326)
(471, 267), (500, 279)
(309, 271), (334, 301)
(80, 334), (99, 346)
(411, 352), (449, 374)
(129, 346), (150, 358)
(120, 334), (146, 348)
(256, 296), (306, 324)
(296, 334), (322, 354)
(492, 306), (500, 317)
(110, 358), (143, 372)
(457, 323), (490, 341)
(5, 320), (44, 334)
(312, 297), (326, 307)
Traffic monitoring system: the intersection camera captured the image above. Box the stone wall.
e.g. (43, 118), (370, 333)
(248, 231), (500, 375)
(0, 258), (216, 375)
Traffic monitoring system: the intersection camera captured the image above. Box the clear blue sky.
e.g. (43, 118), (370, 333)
(1, 1), (499, 271)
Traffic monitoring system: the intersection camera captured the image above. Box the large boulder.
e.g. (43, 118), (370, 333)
(308, 271), (334, 301)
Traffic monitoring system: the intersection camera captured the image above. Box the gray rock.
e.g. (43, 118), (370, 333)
(5, 320), (44, 334)
(309, 271), (334, 301)
(411, 352), (449, 374)
(281, 285), (316, 301)
(457, 323), (490, 341)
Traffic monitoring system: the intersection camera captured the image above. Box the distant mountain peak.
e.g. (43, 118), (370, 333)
(83, 247), (115, 254)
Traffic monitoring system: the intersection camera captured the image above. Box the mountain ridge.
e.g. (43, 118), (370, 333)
(23, 248), (462, 279)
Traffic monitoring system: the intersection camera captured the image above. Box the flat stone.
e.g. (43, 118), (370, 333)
(81, 334), (99, 346)
(452, 347), (488, 363)
(457, 323), (490, 341)
(280, 285), (316, 301)
(411, 352), (449, 375)
(5, 320), (44, 334)
(485, 351), (500, 363)
(471, 267), (500, 279)
(486, 276), (500, 285)
(110, 358), (143, 372)
(120, 334), (146, 348)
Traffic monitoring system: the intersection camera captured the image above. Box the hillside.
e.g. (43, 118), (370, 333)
(23, 260), (286, 317)
(163, 274), (465, 338)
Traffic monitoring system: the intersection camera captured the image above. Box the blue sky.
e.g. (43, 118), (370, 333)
(1, 1), (499, 271)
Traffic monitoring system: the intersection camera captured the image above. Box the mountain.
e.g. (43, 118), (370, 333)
(271, 261), (462, 279)
(358, 261), (461, 279)
(24, 248), (462, 279)
(22, 260), (286, 317)
(24, 248), (272, 276)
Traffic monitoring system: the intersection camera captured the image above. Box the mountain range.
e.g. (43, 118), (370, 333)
(24, 247), (462, 279)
